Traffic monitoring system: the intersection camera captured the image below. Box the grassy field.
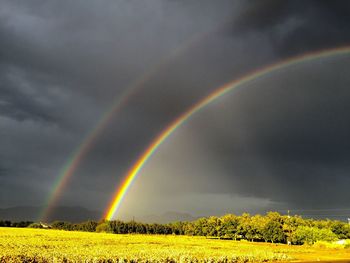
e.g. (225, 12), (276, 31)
(1, 227), (350, 262)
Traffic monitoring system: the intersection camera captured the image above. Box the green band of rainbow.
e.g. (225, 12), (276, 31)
(104, 45), (350, 220)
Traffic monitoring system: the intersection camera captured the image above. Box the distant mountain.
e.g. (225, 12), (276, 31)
(0, 206), (198, 224)
(136, 211), (198, 224)
(0, 206), (40, 222)
(0, 206), (101, 223)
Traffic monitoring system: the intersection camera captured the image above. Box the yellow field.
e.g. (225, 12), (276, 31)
(1, 227), (350, 262)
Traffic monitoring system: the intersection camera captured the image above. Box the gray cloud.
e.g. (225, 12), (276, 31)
(0, 66), (56, 123)
(0, 165), (7, 178)
(231, 0), (350, 55)
(131, 54), (350, 213)
(110, 53), (350, 218)
(1, 0), (350, 219)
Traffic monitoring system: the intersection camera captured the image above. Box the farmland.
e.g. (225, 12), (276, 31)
(1, 227), (350, 262)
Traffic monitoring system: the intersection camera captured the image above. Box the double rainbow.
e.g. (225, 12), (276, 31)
(39, 19), (231, 222)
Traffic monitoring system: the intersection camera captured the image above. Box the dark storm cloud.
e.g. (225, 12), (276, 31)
(2, 0), (350, 217)
(0, 0), (240, 210)
(174, 56), (350, 209)
(124, 54), (350, 217)
(232, 0), (350, 56)
(0, 0), (238, 103)
(0, 67), (55, 123)
(0, 166), (7, 177)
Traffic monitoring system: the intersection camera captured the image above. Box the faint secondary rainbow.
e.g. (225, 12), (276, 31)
(39, 45), (190, 221)
(39, 19), (233, 222)
(104, 45), (350, 220)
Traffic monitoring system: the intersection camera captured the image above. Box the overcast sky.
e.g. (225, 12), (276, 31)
(1, 0), (350, 220)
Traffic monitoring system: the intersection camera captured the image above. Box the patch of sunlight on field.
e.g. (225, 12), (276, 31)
(0, 227), (350, 262)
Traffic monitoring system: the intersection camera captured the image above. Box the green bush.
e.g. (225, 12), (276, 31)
(51, 221), (73, 230)
(331, 221), (350, 239)
(74, 220), (98, 232)
(96, 222), (109, 233)
(27, 223), (43, 229)
(313, 241), (344, 249)
(293, 226), (337, 245)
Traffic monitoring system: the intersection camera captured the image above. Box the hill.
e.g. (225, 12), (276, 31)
(0, 206), (100, 222)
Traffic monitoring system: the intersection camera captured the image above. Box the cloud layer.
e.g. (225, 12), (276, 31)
(1, 0), (350, 219)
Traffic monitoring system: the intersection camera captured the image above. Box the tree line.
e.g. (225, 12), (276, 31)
(39, 212), (350, 245)
(3, 212), (350, 245)
(0, 220), (33, 228)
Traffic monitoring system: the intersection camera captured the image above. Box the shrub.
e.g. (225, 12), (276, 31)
(96, 222), (109, 233)
(313, 241), (344, 249)
(27, 223), (43, 229)
(74, 220), (98, 232)
(293, 226), (337, 245)
(51, 221), (73, 231)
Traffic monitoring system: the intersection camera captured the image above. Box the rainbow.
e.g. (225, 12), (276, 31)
(104, 45), (350, 220)
(39, 20), (232, 222)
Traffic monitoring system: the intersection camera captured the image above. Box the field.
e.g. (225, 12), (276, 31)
(1, 228), (350, 262)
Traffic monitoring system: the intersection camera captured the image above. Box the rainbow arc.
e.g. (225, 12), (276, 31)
(104, 46), (350, 220)
(39, 19), (232, 222)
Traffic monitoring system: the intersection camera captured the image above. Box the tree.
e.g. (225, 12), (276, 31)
(331, 221), (350, 239)
(170, 221), (185, 235)
(107, 220), (126, 234)
(96, 222), (109, 233)
(51, 221), (73, 231)
(183, 222), (195, 236)
(135, 222), (146, 234)
(219, 214), (239, 240)
(292, 226), (337, 245)
(249, 214), (266, 241)
(206, 216), (220, 237)
(0, 220), (12, 227)
(193, 218), (208, 236)
(263, 220), (286, 243)
(75, 220), (98, 232)
(28, 223), (43, 229)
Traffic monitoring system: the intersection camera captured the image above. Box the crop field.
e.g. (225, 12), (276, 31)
(1, 228), (350, 263)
